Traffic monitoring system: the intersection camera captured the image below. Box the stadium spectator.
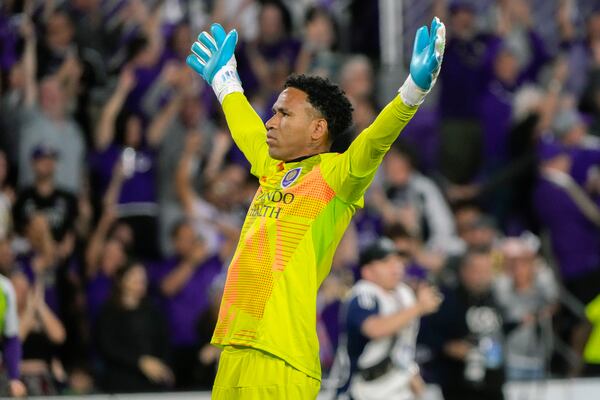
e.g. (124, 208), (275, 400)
(420, 248), (505, 400)
(13, 145), (78, 260)
(93, 65), (175, 260)
(13, 269), (66, 396)
(494, 233), (559, 380)
(174, 132), (242, 257)
(150, 220), (223, 390)
(372, 143), (463, 255)
(96, 261), (173, 393)
(339, 55), (375, 105)
(0, 151), (14, 240)
(438, 1), (499, 184)
(0, 247), (26, 397)
(13, 10), (85, 195)
(14, 213), (58, 314)
(84, 207), (128, 323)
(334, 237), (442, 399)
(236, 0), (301, 102)
(295, 6), (342, 80)
(533, 141), (600, 305)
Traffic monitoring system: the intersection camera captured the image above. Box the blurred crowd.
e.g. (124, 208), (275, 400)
(0, 0), (599, 396)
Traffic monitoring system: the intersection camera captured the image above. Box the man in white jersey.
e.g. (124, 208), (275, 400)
(335, 238), (442, 400)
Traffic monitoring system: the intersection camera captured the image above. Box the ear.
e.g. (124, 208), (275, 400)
(360, 265), (371, 281)
(311, 118), (329, 143)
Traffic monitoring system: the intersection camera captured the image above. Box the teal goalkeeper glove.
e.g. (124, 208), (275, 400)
(399, 17), (446, 106)
(186, 23), (243, 103)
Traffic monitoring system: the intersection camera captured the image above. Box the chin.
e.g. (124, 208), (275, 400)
(268, 148), (282, 160)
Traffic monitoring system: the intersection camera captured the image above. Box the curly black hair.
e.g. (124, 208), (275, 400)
(284, 74), (353, 145)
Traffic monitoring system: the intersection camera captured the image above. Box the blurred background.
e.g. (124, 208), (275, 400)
(0, 0), (600, 398)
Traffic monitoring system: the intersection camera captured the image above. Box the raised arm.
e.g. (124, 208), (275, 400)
(324, 18), (446, 203)
(186, 23), (270, 176)
(146, 93), (184, 148)
(175, 133), (201, 216)
(95, 69), (136, 151)
(21, 16), (37, 108)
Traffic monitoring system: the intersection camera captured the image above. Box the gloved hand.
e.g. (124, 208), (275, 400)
(186, 23), (243, 103)
(399, 17), (446, 106)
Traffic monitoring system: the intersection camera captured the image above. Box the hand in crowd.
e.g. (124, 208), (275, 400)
(556, 0), (576, 40)
(18, 14), (35, 41)
(57, 233), (75, 262)
(409, 373), (426, 398)
(416, 283), (443, 315)
(119, 0), (150, 27)
(199, 344), (220, 366)
(495, 0), (532, 36)
(186, 240), (208, 266)
(28, 213), (56, 273)
(138, 355), (175, 385)
(118, 67), (137, 94)
(213, 130), (233, 157)
(508, 0), (533, 28)
(183, 130), (203, 156)
(56, 53), (83, 81)
(444, 340), (473, 361)
(9, 379), (27, 398)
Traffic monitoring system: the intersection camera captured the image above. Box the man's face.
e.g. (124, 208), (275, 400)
(173, 224), (197, 256)
(33, 156), (56, 181)
(265, 87), (324, 161)
(384, 150), (411, 186)
(461, 253), (494, 295)
(363, 254), (405, 291)
(507, 254), (535, 288)
(40, 78), (66, 118)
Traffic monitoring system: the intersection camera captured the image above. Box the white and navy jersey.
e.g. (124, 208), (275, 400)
(0, 275), (19, 338)
(333, 280), (419, 399)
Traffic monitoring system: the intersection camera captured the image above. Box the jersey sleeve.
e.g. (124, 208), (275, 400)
(346, 292), (380, 333)
(222, 92), (272, 177)
(321, 95), (418, 204)
(1, 278), (19, 338)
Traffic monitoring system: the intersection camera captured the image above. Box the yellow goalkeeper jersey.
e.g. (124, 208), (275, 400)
(211, 92), (418, 381)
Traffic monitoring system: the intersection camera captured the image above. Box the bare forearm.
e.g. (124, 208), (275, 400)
(38, 304), (66, 344)
(147, 95), (183, 147)
(96, 91), (128, 150)
(175, 153), (197, 214)
(160, 261), (196, 297)
(444, 340), (472, 361)
(85, 215), (113, 276)
(18, 311), (35, 340)
(23, 36), (37, 107)
(362, 305), (422, 339)
(103, 174), (124, 210)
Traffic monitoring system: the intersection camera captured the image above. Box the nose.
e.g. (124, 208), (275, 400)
(266, 113), (279, 130)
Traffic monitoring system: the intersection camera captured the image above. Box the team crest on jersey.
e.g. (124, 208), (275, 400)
(281, 167), (302, 188)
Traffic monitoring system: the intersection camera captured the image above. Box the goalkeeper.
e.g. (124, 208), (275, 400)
(186, 17), (445, 399)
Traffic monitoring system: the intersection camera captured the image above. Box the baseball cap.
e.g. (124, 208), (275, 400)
(359, 237), (399, 267)
(501, 231), (540, 258)
(31, 144), (58, 160)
